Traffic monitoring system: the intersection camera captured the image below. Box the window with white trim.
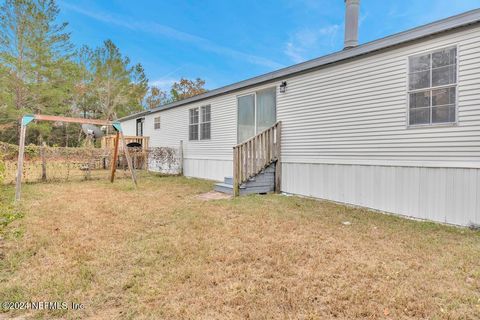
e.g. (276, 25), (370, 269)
(189, 108), (199, 140)
(200, 105), (211, 140)
(408, 46), (457, 126)
(154, 116), (161, 130)
(189, 105), (211, 141)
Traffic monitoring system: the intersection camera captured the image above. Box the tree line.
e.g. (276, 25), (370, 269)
(0, 0), (207, 146)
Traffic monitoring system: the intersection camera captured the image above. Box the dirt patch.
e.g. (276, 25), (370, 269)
(196, 191), (232, 201)
(0, 176), (479, 319)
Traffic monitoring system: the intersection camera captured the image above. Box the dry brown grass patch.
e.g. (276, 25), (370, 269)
(0, 175), (479, 319)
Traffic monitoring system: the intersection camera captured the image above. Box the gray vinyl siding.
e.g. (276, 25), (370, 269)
(277, 26), (480, 167)
(121, 119), (137, 137)
(122, 94), (239, 180)
(141, 94), (237, 160)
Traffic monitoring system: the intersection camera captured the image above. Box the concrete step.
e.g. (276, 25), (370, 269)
(224, 176), (233, 185)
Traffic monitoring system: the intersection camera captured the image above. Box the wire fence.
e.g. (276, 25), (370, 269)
(147, 146), (182, 175)
(0, 142), (183, 185)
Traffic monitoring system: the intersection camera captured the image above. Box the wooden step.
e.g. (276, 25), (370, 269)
(215, 163), (275, 195)
(214, 183), (236, 194)
(214, 183), (272, 195)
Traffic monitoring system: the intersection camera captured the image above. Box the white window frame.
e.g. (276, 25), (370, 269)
(188, 105), (211, 141)
(407, 45), (459, 128)
(154, 116), (161, 130)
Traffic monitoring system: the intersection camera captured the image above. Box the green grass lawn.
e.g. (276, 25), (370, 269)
(0, 175), (479, 319)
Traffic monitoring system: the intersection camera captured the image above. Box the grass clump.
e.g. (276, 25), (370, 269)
(0, 185), (23, 232)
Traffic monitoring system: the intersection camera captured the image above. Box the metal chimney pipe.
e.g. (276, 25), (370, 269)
(344, 0), (360, 49)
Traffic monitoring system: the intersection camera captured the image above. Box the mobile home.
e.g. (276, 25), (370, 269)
(120, 3), (480, 227)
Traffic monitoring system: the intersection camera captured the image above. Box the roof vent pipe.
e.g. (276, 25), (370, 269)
(344, 0), (360, 49)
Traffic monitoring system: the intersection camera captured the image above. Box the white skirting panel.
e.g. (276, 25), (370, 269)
(183, 158), (232, 182)
(282, 162), (480, 227)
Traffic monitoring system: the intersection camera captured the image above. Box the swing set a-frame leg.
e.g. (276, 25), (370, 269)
(110, 131), (120, 183)
(120, 131), (138, 186)
(110, 122), (137, 187)
(15, 122), (27, 202)
(15, 115), (35, 202)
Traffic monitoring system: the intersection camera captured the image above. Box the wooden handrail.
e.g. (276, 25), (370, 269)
(101, 135), (150, 151)
(233, 121), (282, 196)
(233, 121), (281, 148)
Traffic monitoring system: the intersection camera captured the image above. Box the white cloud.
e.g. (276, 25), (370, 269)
(284, 42), (305, 64)
(61, 2), (284, 70)
(148, 65), (186, 91)
(359, 12), (369, 27)
(149, 78), (176, 92)
(284, 24), (340, 63)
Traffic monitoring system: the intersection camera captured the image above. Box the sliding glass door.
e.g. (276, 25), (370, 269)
(238, 94), (255, 144)
(237, 87), (276, 143)
(256, 88), (276, 132)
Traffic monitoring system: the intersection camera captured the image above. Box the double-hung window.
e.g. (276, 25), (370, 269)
(200, 105), (211, 140)
(189, 105), (211, 140)
(189, 108), (199, 140)
(408, 46), (457, 126)
(154, 116), (161, 130)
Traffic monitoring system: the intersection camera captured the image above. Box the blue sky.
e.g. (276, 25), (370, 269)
(58, 0), (480, 91)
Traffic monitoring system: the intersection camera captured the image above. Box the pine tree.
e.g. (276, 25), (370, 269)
(0, 1), (151, 144)
(90, 40), (148, 120)
(0, 0), (75, 144)
(0, 0), (34, 143)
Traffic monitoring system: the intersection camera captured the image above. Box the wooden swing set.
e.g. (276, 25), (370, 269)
(15, 114), (137, 201)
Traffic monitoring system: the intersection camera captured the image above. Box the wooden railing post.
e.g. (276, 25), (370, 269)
(233, 146), (239, 196)
(275, 122), (282, 193)
(252, 136), (256, 174)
